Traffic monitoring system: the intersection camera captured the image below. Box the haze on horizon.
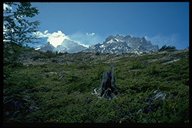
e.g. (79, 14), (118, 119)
(31, 2), (189, 50)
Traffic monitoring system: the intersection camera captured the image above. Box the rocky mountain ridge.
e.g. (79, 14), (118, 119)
(39, 34), (159, 54)
(85, 34), (159, 54)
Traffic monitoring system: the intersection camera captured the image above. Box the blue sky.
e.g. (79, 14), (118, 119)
(31, 2), (189, 49)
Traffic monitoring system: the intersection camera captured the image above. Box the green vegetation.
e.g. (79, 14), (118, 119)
(3, 2), (39, 46)
(3, 45), (189, 123)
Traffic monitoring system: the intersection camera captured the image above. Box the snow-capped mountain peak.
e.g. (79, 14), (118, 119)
(85, 34), (159, 54)
(106, 39), (115, 44)
(39, 39), (87, 53)
(38, 34), (159, 54)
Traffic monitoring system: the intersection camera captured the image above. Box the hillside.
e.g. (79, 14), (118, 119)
(3, 44), (189, 123)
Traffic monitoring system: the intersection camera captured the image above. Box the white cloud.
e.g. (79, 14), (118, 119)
(71, 40), (90, 48)
(47, 31), (69, 47)
(34, 30), (102, 48)
(3, 3), (12, 11)
(34, 30), (70, 47)
(70, 32), (102, 47)
(86, 32), (95, 36)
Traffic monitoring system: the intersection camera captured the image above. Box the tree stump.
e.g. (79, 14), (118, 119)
(100, 70), (118, 99)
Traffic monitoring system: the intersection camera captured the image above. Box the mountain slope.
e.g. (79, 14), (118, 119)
(85, 35), (159, 54)
(3, 44), (189, 123)
(60, 39), (87, 53)
(39, 39), (87, 53)
(39, 42), (55, 52)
